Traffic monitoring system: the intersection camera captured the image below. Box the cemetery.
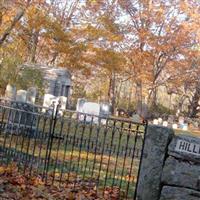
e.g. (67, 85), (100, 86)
(0, 0), (200, 200)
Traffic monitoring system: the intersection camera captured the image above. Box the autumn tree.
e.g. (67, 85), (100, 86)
(118, 0), (196, 110)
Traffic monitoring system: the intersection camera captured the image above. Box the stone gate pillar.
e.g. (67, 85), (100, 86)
(136, 125), (174, 200)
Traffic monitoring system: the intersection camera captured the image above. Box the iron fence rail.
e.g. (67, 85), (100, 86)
(0, 99), (147, 199)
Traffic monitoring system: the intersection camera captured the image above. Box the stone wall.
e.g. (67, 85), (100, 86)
(137, 125), (200, 200)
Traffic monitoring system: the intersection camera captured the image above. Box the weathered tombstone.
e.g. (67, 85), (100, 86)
(153, 119), (158, 125)
(42, 94), (57, 114)
(27, 87), (37, 104)
(168, 115), (175, 124)
(58, 96), (67, 110)
(7, 102), (38, 136)
(43, 94), (56, 108)
(176, 109), (180, 117)
(5, 84), (16, 100)
(158, 118), (163, 124)
(172, 123), (178, 129)
(178, 116), (184, 125)
(182, 123), (188, 131)
(76, 98), (86, 112)
(193, 121), (199, 129)
(163, 121), (168, 127)
(16, 90), (27, 102)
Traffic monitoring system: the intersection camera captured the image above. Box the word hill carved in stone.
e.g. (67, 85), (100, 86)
(168, 135), (200, 164)
(175, 139), (200, 156)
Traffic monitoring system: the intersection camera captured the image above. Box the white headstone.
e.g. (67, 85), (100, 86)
(79, 102), (100, 124)
(27, 87), (37, 104)
(172, 123), (178, 129)
(76, 98), (86, 112)
(168, 115), (174, 124)
(43, 94), (57, 108)
(153, 119), (159, 125)
(58, 96), (67, 110)
(178, 116), (184, 125)
(182, 123), (188, 131)
(176, 109), (180, 117)
(5, 84), (16, 100)
(16, 90), (27, 102)
(163, 121), (168, 127)
(158, 118), (163, 124)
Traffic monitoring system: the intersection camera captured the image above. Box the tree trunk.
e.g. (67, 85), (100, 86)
(116, 80), (122, 108)
(188, 82), (200, 118)
(148, 86), (158, 108)
(135, 80), (142, 111)
(108, 71), (116, 114)
(29, 31), (39, 63)
(127, 81), (133, 110)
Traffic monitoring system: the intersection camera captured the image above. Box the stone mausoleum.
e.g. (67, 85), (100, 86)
(24, 63), (72, 99)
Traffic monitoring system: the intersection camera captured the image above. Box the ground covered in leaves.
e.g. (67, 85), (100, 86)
(0, 164), (120, 200)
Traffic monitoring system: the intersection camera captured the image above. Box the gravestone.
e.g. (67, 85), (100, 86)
(172, 123), (178, 129)
(182, 123), (188, 130)
(158, 118), (163, 124)
(76, 98), (86, 112)
(153, 119), (158, 125)
(16, 90), (27, 102)
(43, 94), (65, 116)
(5, 84), (16, 100)
(27, 87), (37, 104)
(58, 96), (67, 110)
(6, 102), (38, 136)
(43, 94), (56, 108)
(178, 116), (184, 128)
(163, 121), (168, 127)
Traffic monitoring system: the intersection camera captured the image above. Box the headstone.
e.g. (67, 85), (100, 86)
(172, 123), (178, 129)
(16, 90), (27, 102)
(178, 116), (184, 126)
(100, 103), (111, 117)
(158, 118), (163, 124)
(163, 121), (168, 127)
(182, 123), (188, 131)
(27, 87), (37, 104)
(58, 96), (67, 110)
(168, 115), (174, 124)
(7, 102), (38, 136)
(81, 102), (100, 123)
(42, 94), (57, 114)
(5, 84), (16, 100)
(153, 119), (158, 125)
(76, 98), (86, 112)
(176, 109), (180, 117)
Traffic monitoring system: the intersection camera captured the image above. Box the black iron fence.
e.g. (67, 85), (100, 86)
(0, 98), (147, 199)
